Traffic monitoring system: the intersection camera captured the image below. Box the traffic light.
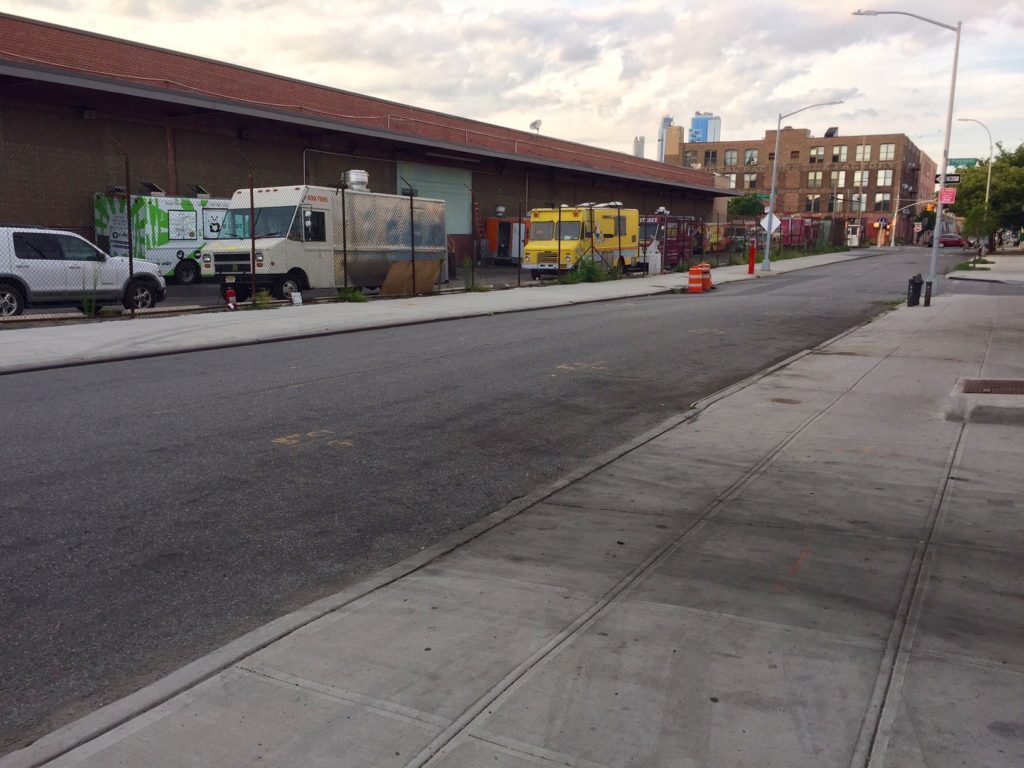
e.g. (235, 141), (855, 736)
(926, 203), (936, 212)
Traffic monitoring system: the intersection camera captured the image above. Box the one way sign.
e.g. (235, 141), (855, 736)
(935, 173), (961, 184)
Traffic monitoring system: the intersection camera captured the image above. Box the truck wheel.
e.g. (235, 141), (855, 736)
(0, 283), (25, 317)
(274, 273), (303, 300)
(175, 259), (201, 285)
(123, 279), (158, 310)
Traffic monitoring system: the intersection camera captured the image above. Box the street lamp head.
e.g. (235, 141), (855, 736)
(852, 9), (879, 15)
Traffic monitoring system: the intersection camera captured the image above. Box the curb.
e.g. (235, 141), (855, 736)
(0, 249), (887, 377)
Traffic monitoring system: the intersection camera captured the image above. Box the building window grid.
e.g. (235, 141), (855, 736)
(743, 173), (757, 189)
(828, 192), (844, 213)
(726, 173), (736, 189)
(855, 143), (872, 162)
(874, 192), (891, 212)
(724, 149), (738, 166)
(807, 171), (823, 188)
(879, 143), (895, 161)
(809, 146), (825, 164)
(744, 149), (758, 165)
(830, 170), (846, 187)
(852, 170), (867, 188)
(704, 149), (717, 166)
(805, 194), (821, 213)
(832, 145), (847, 162)
(876, 169), (893, 187)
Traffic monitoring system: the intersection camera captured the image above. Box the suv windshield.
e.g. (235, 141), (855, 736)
(217, 206), (296, 239)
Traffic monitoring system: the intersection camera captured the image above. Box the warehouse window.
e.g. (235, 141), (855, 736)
(805, 194), (821, 212)
(874, 192), (891, 211)
(724, 149), (738, 166)
(807, 171), (823, 188)
(832, 145), (847, 162)
(809, 146), (825, 164)
(879, 143), (895, 161)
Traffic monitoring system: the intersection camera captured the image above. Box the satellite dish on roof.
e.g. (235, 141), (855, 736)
(529, 119), (542, 134)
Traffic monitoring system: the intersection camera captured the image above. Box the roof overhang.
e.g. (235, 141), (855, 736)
(0, 59), (737, 198)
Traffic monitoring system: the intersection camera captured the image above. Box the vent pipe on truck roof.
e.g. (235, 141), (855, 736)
(344, 170), (369, 191)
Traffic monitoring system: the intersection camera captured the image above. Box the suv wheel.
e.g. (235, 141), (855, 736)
(0, 283), (25, 317)
(123, 279), (158, 310)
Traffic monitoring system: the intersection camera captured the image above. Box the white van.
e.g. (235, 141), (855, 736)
(0, 227), (166, 317)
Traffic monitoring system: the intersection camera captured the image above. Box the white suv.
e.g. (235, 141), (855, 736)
(0, 227), (166, 317)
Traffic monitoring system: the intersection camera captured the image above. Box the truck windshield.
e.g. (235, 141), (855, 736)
(640, 222), (660, 240)
(217, 206), (296, 239)
(530, 220), (582, 241)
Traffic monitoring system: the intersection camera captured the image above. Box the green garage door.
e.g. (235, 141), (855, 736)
(396, 162), (472, 235)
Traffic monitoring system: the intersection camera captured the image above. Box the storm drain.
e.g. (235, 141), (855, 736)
(961, 379), (1024, 395)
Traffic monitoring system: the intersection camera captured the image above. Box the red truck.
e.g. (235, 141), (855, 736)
(640, 212), (702, 272)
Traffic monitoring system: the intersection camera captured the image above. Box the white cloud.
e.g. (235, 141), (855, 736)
(5, 0), (1022, 164)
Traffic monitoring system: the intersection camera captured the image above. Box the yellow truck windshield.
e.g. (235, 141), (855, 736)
(530, 220), (582, 241)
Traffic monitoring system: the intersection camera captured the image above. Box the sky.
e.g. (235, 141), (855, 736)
(6, 0), (1023, 167)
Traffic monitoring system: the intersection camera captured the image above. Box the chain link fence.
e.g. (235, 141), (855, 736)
(1, 148), (451, 324)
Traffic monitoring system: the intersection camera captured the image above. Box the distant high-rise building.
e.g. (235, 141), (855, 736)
(657, 115), (674, 162)
(632, 136), (645, 158)
(689, 111), (721, 143)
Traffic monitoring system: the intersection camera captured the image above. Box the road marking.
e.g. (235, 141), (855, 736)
(271, 429), (339, 447)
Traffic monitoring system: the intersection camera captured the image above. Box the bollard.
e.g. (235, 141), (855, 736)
(907, 273), (923, 307)
(224, 285), (237, 310)
(924, 281), (932, 307)
(748, 242), (756, 275)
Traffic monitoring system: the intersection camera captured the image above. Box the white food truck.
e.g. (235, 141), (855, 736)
(200, 175), (447, 300)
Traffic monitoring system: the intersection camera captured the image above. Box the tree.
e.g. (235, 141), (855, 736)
(728, 194), (765, 217)
(950, 141), (1024, 235)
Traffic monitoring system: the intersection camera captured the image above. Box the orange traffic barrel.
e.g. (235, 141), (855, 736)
(699, 262), (713, 291)
(688, 266), (703, 293)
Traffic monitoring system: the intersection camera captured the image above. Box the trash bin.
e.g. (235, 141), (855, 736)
(907, 273), (924, 307)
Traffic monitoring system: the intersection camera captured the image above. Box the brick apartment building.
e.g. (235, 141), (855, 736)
(665, 127), (937, 245)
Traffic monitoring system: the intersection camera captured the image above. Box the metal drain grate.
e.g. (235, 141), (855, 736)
(962, 379), (1024, 395)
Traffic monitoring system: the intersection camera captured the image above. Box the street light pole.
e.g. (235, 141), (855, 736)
(854, 9), (961, 295)
(763, 99), (844, 271)
(957, 117), (993, 249)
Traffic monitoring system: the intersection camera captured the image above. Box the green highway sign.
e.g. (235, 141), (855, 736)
(949, 157), (978, 168)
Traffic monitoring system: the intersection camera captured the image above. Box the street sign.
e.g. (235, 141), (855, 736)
(949, 158), (978, 168)
(753, 193), (770, 199)
(939, 187), (957, 205)
(914, 222), (923, 233)
(935, 173), (961, 184)
(877, 216), (890, 228)
(759, 213), (780, 232)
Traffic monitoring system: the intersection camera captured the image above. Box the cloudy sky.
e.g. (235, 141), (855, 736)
(9, 0), (1023, 166)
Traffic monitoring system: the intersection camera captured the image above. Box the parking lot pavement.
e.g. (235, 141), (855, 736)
(7, 292), (1021, 768)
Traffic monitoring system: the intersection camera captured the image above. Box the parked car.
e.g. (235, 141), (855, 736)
(0, 227), (166, 317)
(938, 233), (967, 248)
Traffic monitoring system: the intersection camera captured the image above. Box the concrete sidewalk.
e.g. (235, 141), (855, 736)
(947, 250), (1024, 284)
(6, 292), (1022, 768)
(0, 248), (885, 374)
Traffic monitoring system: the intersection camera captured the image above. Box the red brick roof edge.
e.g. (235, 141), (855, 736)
(0, 13), (725, 193)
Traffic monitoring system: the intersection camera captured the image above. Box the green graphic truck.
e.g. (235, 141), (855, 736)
(94, 193), (229, 284)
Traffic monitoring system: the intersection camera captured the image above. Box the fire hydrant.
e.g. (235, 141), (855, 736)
(225, 286), (237, 309)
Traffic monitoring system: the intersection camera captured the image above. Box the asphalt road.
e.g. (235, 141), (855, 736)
(1, 249), (1016, 754)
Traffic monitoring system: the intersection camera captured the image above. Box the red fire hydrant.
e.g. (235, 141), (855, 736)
(225, 286), (237, 309)
(748, 242), (757, 275)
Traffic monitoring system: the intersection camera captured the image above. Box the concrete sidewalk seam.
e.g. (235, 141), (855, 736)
(851, 424), (967, 768)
